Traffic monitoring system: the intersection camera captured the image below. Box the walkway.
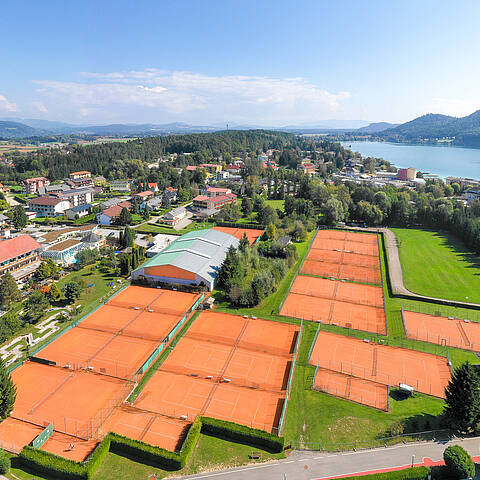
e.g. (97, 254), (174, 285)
(180, 436), (480, 480)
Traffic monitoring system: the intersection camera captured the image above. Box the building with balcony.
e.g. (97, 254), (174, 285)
(23, 177), (50, 194)
(0, 234), (41, 280)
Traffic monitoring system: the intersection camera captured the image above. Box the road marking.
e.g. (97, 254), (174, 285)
(298, 458), (310, 462)
(284, 461), (294, 464)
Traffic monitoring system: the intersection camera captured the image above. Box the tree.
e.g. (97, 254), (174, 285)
(258, 205), (278, 226)
(322, 198), (345, 225)
(75, 248), (100, 268)
(12, 205), (27, 230)
(24, 290), (50, 323)
(62, 281), (82, 304)
(265, 222), (277, 240)
(241, 197), (252, 217)
(239, 233), (250, 252)
(34, 260), (52, 281)
(0, 358), (16, 420)
(0, 450), (10, 474)
(0, 273), (21, 307)
(121, 225), (135, 248)
(118, 207), (132, 226)
(443, 445), (475, 479)
(120, 253), (131, 276)
(217, 246), (243, 292)
(444, 362), (480, 433)
(48, 282), (61, 303)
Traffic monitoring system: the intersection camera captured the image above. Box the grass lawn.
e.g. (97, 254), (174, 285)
(392, 228), (480, 303)
(90, 434), (284, 480)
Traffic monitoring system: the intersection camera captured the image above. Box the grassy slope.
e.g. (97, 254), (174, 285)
(392, 228), (480, 303)
(92, 434), (284, 480)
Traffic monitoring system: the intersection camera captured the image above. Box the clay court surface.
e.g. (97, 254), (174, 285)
(309, 331), (451, 398)
(312, 237), (379, 257)
(307, 248), (380, 269)
(315, 230), (379, 245)
(403, 310), (480, 351)
(135, 311), (298, 433)
(301, 260), (381, 285)
(0, 417), (98, 460)
(280, 292), (386, 334)
(103, 406), (189, 452)
(185, 311), (299, 356)
(12, 362), (129, 439)
(36, 328), (158, 379)
(107, 285), (200, 314)
(289, 275), (384, 308)
(313, 369), (389, 410)
(213, 226), (264, 245)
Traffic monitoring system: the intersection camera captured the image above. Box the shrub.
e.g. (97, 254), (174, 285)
(84, 435), (110, 476)
(0, 451), (10, 474)
(19, 446), (87, 480)
(199, 416), (284, 453)
(443, 445), (475, 479)
(179, 418), (201, 467)
(335, 466), (430, 480)
(109, 432), (183, 470)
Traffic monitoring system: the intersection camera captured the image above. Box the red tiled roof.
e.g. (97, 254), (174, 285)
(101, 205), (123, 218)
(24, 177), (48, 184)
(0, 234), (40, 263)
(186, 166), (197, 171)
(134, 191), (153, 198)
(166, 187), (178, 192)
(207, 187), (230, 193)
(194, 193), (237, 204)
(28, 196), (66, 206)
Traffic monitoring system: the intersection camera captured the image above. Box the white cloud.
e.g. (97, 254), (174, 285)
(33, 69), (351, 124)
(426, 98), (479, 117)
(0, 95), (17, 112)
(32, 101), (48, 113)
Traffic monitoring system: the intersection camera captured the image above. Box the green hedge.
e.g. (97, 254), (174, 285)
(84, 435), (110, 476)
(18, 416), (283, 478)
(335, 466), (431, 480)
(199, 416), (284, 453)
(19, 446), (87, 480)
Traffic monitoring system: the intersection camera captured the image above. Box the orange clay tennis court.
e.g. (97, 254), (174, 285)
(11, 362), (129, 439)
(184, 311), (299, 356)
(311, 237), (379, 257)
(102, 406), (189, 452)
(403, 310), (480, 351)
(301, 260), (382, 285)
(134, 312), (298, 433)
(313, 368), (389, 410)
(315, 229), (379, 245)
(0, 417), (98, 460)
(213, 226), (264, 245)
(290, 275), (384, 308)
(35, 327), (158, 379)
(280, 292), (386, 334)
(309, 331), (451, 398)
(307, 248), (380, 269)
(106, 285), (200, 314)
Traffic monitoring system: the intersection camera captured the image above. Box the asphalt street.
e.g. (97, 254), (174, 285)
(178, 437), (480, 480)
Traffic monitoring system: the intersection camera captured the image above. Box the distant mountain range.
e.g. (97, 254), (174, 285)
(2, 111), (480, 146)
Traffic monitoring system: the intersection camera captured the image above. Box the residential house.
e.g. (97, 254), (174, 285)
(23, 177), (50, 194)
(56, 187), (95, 207)
(162, 206), (186, 226)
(201, 187), (232, 197)
(397, 167), (417, 181)
(298, 163), (316, 176)
(133, 190), (154, 202)
(140, 182), (159, 193)
(96, 201), (131, 225)
(28, 196), (71, 217)
(163, 187), (178, 203)
(38, 184), (70, 196)
(145, 197), (163, 210)
(467, 190), (480, 204)
(69, 171), (91, 180)
(65, 204), (92, 220)
(109, 180), (132, 192)
(193, 192), (237, 213)
(0, 234), (41, 280)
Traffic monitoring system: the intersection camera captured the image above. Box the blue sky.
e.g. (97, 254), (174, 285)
(1, 0), (479, 125)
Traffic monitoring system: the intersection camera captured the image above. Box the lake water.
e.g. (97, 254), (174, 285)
(341, 141), (480, 179)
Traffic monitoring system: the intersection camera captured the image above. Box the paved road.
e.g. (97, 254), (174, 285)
(179, 438), (480, 480)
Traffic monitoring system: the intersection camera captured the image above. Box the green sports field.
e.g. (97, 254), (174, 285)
(392, 228), (480, 304)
